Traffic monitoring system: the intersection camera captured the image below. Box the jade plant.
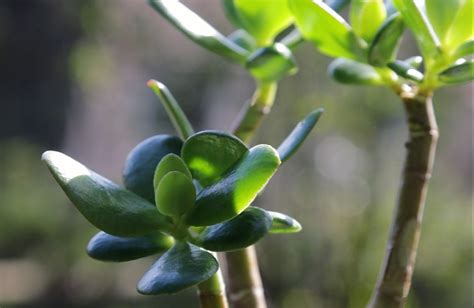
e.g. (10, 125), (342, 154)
(289, 0), (473, 307)
(43, 78), (322, 307)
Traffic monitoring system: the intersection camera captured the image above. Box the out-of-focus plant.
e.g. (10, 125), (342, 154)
(43, 78), (323, 307)
(289, 0), (473, 307)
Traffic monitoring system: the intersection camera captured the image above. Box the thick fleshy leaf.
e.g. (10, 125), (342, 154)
(246, 43), (297, 82)
(289, 0), (365, 60)
(147, 80), (194, 140)
(388, 60), (424, 82)
(181, 131), (248, 187)
(453, 40), (474, 59)
(392, 0), (440, 58)
(153, 154), (191, 190)
(403, 56), (423, 69)
(368, 13), (405, 66)
(42, 151), (173, 236)
(426, 0), (465, 44)
(326, 0), (350, 11)
(123, 135), (183, 203)
(137, 242), (218, 295)
(350, 0), (387, 42)
(156, 171), (196, 218)
(438, 60), (474, 84)
(445, 0), (474, 50)
(195, 207), (272, 251)
(224, 0), (293, 46)
(277, 108), (323, 163)
(328, 58), (382, 85)
(227, 29), (257, 51)
(268, 211), (302, 234)
(186, 144), (281, 226)
(148, 0), (248, 63)
(87, 231), (174, 262)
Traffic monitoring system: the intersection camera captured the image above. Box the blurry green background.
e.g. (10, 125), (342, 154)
(0, 1), (471, 307)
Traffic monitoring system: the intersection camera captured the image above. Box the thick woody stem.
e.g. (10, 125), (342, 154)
(197, 260), (229, 308)
(368, 93), (438, 308)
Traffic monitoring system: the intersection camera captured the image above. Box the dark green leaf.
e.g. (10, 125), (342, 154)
(182, 131), (248, 187)
(452, 39), (474, 60)
(123, 135), (183, 203)
(350, 0), (387, 42)
(186, 144), (280, 226)
(195, 207), (272, 251)
(137, 242), (218, 294)
(246, 43), (297, 82)
(87, 231), (174, 262)
(156, 171), (196, 219)
(326, 0), (350, 11)
(387, 60), (424, 82)
(403, 56), (423, 69)
(368, 13), (405, 66)
(42, 151), (173, 236)
(268, 211), (302, 234)
(147, 80), (194, 140)
(277, 108), (323, 163)
(153, 154), (191, 190)
(438, 60), (474, 84)
(289, 0), (365, 60)
(148, 0), (248, 63)
(227, 29), (257, 51)
(328, 58), (382, 85)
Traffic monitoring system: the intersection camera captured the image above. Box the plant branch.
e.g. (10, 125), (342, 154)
(368, 92), (438, 308)
(197, 260), (229, 308)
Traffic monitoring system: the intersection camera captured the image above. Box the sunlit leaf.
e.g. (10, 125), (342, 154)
(350, 0), (387, 42)
(147, 80), (194, 140)
(87, 231), (174, 262)
(246, 43), (297, 82)
(148, 0), (248, 63)
(153, 154), (191, 190)
(186, 144), (280, 226)
(268, 211), (302, 234)
(137, 242), (218, 294)
(123, 135), (183, 203)
(289, 0), (365, 60)
(452, 40), (474, 60)
(182, 131), (248, 187)
(156, 171), (196, 219)
(42, 151), (173, 236)
(445, 0), (474, 50)
(195, 207), (272, 251)
(426, 0), (465, 44)
(328, 58), (383, 85)
(438, 60), (474, 84)
(388, 60), (424, 82)
(368, 13), (405, 66)
(277, 108), (323, 163)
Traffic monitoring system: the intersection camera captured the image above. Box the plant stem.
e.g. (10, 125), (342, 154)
(368, 92), (438, 308)
(197, 262), (229, 308)
(222, 81), (278, 308)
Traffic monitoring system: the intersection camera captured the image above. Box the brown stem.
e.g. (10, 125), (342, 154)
(221, 82), (277, 308)
(368, 92), (438, 308)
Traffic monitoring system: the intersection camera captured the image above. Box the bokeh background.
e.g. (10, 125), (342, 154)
(0, 1), (472, 307)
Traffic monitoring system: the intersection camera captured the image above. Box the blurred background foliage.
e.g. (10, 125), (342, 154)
(0, 1), (471, 307)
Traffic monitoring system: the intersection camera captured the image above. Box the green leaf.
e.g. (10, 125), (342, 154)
(156, 171), (196, 219)
(350, 0), (387, 42)
(123, 135), (183, 203)
(392, 0), (440, 57)
(445, 0), (474, 50)
(268, 211), (302, 234)
(153, 154), (191, 190)
(147, 80), (194, 140)
(148, 0), (248, 63)
(328, 58), (382, 85)
(289, 0), (365, 60)
(227, 29), (257, 51)
(87, 231), (174, 262)
(194, 207), (272, 251)
(452, 39), (474, 59)
(368, 13), (405, 66)
(246, 43), (298, 82)
(181, 131), (248, 187)
(387, 60), (424, 82)
(277, 108), (324, 163)
(42, 151), (173, 236)
(225, 0), (293, 46)
(186, 144), (281, 226)
(438, 60), (474, 84)
(403, 56), (423, 69)
(327, 0), (350, 11)
(426, 0), (465, 44)
(137, 242), (218, 295)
